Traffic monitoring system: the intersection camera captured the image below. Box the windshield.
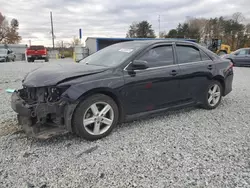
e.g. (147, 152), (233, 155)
(79, 42), (145, 67)
(0, 49), (7, 54)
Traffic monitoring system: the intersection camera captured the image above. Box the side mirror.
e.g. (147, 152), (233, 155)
(131, 60), (148, 70)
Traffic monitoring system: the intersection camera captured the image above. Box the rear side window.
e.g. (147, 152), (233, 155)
(29, 46), (45, 50)
(200, 50), (211, 61)
(138, 45), (174, 68)
(176, 45), (201, 64)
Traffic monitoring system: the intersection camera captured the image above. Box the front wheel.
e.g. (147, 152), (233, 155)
(201, 81), (222, 109)
(72, 94), (119, 141)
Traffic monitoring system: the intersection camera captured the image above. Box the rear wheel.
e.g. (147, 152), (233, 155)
(72, 94), (119, 141)
(202, 80), (222, 109)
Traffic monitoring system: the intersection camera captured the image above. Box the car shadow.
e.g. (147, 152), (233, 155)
(12, 105), (208, 145)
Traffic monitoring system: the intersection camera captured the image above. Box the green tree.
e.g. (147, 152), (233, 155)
(167, 29), (178, 38)
(168, 12), (250, 50)
(126, 21), (156, 38)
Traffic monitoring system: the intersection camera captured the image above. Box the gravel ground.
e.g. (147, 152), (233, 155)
(0, 60), (250, 188)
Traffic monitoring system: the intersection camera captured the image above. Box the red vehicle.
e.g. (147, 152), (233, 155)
(26, 45), (49, 62)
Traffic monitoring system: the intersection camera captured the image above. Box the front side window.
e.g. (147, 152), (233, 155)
(176, 45), (202, 64)
(138, 45), (174, 68)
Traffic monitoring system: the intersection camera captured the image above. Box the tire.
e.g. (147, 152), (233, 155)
(5, 57), (9, 62)
(45, 58), (49, 62)
(72, 94), (119, 141)
(201, 80), (222, 110)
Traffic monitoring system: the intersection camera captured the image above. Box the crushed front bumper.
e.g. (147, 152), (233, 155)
(11, 91), (76, 139)
(11, 91), (32, 116)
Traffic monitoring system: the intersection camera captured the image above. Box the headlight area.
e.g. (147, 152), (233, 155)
(18, 86), (70, 104)
(46, 86), (70, 103)
(18, 86), (70, 119)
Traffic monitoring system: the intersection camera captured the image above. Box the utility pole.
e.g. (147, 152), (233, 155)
(50, 11), (55, 49)
(158, 15), (161, 38)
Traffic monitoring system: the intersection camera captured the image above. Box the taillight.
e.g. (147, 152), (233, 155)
(226, 62), (234, 72)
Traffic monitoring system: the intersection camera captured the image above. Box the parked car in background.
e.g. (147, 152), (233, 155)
(11, 40), (233, 141)
(26, 45), (49, 62)
(0, 48), (16, 62)
(221, 48), (250, 66)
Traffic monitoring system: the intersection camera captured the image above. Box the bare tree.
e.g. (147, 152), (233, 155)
(232, 12), (245, 23)
(159, 31), (167, 38)
(71, 36), (81, 47)
(0, 12), (21, 44)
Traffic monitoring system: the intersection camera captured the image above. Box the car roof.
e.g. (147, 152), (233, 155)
(237, 48), (250, 50)
(117, 39), (197, 46)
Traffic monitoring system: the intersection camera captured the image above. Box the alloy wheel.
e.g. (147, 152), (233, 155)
(208, 84), (221, 107)
(83, 102), (114, 135)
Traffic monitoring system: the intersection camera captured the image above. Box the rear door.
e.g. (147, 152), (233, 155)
(122, 44), (181, 115)
(175, 43), (214, 101)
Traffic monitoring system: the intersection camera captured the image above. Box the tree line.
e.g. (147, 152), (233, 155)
(126, 12), (250, 50)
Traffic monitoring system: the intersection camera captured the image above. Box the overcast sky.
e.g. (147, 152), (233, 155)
(1, 0), (250, 46)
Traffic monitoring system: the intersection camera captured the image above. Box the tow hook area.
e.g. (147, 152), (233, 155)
(17, 115), (68, 139)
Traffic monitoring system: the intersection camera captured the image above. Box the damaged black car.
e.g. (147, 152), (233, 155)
(11, 40), (233, 140)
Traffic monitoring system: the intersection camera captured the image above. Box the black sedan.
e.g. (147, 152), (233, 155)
(221, 48), (250, 66)
(11, 40), (234, 140)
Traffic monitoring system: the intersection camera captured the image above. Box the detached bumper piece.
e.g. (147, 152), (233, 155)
(11, 90), (69, 139)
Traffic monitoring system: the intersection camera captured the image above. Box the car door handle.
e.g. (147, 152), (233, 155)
(207, 65), (213, 70)
(170, 70), (178, 76)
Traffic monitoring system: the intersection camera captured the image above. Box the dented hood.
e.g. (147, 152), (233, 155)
(22, 63), (108, 87)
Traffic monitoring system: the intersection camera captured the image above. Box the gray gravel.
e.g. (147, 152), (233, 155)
(0, 60), (250, 188)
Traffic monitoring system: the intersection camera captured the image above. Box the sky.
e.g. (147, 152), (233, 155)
(1, 0), (250, 47)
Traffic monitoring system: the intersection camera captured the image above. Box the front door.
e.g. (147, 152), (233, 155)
(121, 44), (181, 115)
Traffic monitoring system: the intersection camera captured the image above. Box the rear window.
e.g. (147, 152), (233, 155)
(28, 46), (45, 50)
